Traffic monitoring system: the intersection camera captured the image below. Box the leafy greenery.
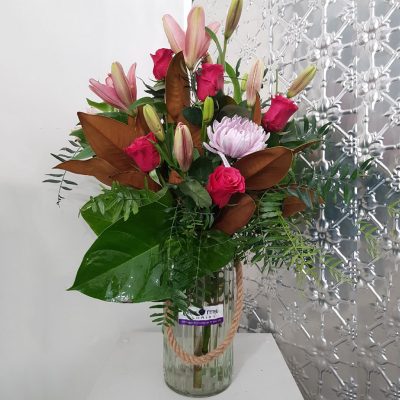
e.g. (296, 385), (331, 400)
(81, 184), (169, 235)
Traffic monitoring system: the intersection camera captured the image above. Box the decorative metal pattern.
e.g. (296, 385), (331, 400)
(195, 0), (400, 398)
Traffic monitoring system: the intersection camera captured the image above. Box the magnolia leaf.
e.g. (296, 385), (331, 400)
(218, 95), (237, 109)
(218, 104), (251, 121)
(165, 52), (190, 123)
(78, 112), (136, 171)
(69, 195), (174, 302)
(111, 171), (161, 192)
(55, 158), (119, 186)
(234, 147), (293, 190)
(253, 93), (262, 125)
(282, 196), (307, 217)
(292, 140), (321, 154)
(179, 179), (212, 208)
(213, 193), (256, 235)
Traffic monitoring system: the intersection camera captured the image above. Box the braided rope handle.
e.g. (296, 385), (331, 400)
(165, 260), (244, 366)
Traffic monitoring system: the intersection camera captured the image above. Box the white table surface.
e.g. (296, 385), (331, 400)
(86, 332), (303, 399)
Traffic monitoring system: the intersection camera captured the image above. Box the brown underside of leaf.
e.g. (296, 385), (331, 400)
(54, 158), (119, 186)
(282, 196), (307, 217)
(165, 52), (190, 123)
(234, 146), (293, 190)
(111, 171), (161, 192)
(213, 193), (256, 235)
(168, 170), (183, 185)
(218, 95), (237, 109)
(77, 112), (136, 171)
(292, 140), (321, 154)
(253, 92), (262, 125)
(135, 106), (150, 137)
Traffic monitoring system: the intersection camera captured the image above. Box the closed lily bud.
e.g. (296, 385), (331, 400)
(143, 104), (165, 141)
(246, 59), (264, 107)
(203, 97), (214, 124)
(174, 123), (193, 172)
(287, 65), (317, 98)
(224, 0), (243, 40)
(240, 72), (248, 92)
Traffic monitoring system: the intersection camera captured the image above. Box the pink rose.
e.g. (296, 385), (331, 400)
(124, 132), (160, 173)
(196, 63), (224, 101)
(206, 166), (245, 208)
(151, 48), (174, 80)
(262, 95), (299, 132)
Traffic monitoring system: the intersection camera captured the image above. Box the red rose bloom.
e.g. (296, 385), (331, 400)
(151, 48), (174, 80)
(124, 132), (160, 173)
(206, 166), (245, 208)
(262, 95), (299, 132)
(196, 63), (224, 101)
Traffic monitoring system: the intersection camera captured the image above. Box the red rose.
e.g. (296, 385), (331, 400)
(124, 132), (160, 173)
(196, 63), (224, 101)
(151, 48), (174, 80)
(206, 166), (245, 208)
(261, 95), (299, 132)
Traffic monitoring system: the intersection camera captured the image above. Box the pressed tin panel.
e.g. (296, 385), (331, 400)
(194, 0), (400, 398)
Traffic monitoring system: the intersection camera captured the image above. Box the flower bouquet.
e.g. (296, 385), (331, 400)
(46, 0), (362, 396)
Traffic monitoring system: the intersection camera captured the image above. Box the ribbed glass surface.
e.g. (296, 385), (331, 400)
(163, 266), (235, 397)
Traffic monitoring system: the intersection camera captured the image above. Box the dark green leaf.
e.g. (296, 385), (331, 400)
(179, 179), (212, 208)
(70, 193), (173, 302)
(183, 107), (203, 127)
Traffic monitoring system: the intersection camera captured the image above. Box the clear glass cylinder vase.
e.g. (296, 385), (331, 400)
(163, 265), (235, 397)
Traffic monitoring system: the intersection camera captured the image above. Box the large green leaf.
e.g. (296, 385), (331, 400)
(69, 194), (173, 302)
(179, 179), (212, 208)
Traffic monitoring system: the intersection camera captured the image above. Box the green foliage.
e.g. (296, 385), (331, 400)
(359, 220), (380, 259)
(183, 106), (203, 127)
(179, 179), (212, 208)
(81, 183), (168, 235)
(225, 62), (242, 104)
(69, 193), (174, 302)
(86, 98), (113, 112)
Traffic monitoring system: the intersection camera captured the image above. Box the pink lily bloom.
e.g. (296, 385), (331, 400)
(89, 62), (137, 111)
(163, 7), (220, 69)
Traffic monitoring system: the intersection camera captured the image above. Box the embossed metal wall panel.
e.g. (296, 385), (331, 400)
(195, 0), (400, 398)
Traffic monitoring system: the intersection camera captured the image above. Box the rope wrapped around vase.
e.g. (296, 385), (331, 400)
(164, 260), (244, 366)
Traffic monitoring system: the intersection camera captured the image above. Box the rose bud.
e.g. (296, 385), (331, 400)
(143, 104), (165, 141)
(246, 59), (264, 107)
(196, 63), (224, 101)
(224, 0), (243, 40)
(150, 48), (174, 80)
(206, 165), (245, 208)
(124, 132), (161, 173)
(203, 96), (214, 124)
(173, 123), (194, 172)
(287, 65), (317, 98)
(261, 95), (299, 132)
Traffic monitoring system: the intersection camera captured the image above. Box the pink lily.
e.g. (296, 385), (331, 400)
(89, 62), (137, 112)
(163, 7), (220, 70)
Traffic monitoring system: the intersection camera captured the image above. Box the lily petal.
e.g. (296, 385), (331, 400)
(127, 63), (137, 103)
(184, 7), (206, 69)
(162, 14), (185, 53)
(111, 62), (133, 108)
(89, 79), (127, 110)
(199, 21), (220, 58)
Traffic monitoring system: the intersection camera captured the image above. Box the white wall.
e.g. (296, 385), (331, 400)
(0, 1), (188, 399)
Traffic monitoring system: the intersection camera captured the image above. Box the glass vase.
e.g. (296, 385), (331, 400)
(163, 265), (235, 397)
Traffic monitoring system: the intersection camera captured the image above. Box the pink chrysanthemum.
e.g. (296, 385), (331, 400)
(204, 116), (269, 159)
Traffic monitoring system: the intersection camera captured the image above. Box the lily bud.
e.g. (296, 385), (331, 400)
(224, 0), (243, 40)
(287, 65), (317, 98)
(111, 62), (134, 107)
(240, 73), (248, 92)
(246, 59), (264, 107)
(203, 97), (214, 124)
(174, 123), (193, 172)
(143, 104), (165, 141)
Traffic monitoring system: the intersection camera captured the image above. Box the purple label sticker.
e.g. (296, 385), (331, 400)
(178, 305), (224, 326)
